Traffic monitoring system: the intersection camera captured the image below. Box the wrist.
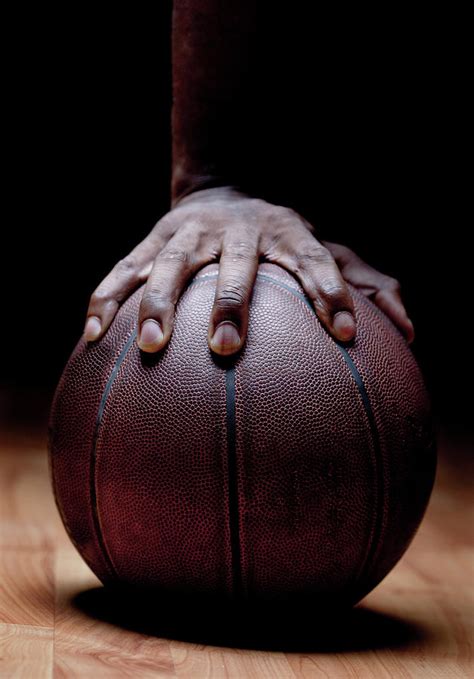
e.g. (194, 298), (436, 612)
(171, 173), (226, 207)
(171, 184), (250, 211)
(171, 166), (247, 208)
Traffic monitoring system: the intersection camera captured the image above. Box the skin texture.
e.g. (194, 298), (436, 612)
(84, 0), (414, 353)
(84, 186), (414, 355)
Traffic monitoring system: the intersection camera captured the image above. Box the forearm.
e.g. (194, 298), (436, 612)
(171, 0), (257, 206)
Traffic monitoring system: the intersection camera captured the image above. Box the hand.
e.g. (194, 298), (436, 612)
(84, 187), (413, 356)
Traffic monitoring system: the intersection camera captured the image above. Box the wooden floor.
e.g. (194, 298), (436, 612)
(0, 389), (472, 678)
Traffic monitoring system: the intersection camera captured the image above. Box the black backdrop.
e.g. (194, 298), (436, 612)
(1, 5), (469, 427)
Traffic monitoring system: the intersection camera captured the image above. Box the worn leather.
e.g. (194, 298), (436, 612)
(48, 262), (436, 604)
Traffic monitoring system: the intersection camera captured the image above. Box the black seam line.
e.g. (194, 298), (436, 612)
(225, 366), (244, 599)
(90, 329), (138, 579)
(189, 274), (244, 597)
(254, 272), (384, 582)
(193, 271), (383, 583)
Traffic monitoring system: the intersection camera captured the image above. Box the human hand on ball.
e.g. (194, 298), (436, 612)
(84, 186), (414, 356)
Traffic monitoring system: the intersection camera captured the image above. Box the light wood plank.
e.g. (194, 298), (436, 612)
(171, 641), (296, 678)
(54, 548), (177, 678)
(0, 623), (53, 679)
(0, 550), (54, 627)
(0, 441), (68, 550)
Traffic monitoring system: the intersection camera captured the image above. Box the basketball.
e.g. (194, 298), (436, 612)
(48, 262), (436, 606)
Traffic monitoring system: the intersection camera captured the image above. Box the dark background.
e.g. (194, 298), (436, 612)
(1, 5), (469, 428)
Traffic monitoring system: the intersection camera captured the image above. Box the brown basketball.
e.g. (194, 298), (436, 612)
(48, 262), (436, 606)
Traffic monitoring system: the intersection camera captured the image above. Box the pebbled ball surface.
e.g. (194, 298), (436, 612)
(48, 262), (436, 604)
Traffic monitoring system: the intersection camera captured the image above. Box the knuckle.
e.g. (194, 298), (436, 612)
(317, 281), (349, 306)
(266, 204), (313, 232)
(296, 245), (332, 269)
(339, 244), (354, 259)
(141, 289), (174, 314)
(215, 282), (246, 310)
(114, 255), (138, 276)
(383, 276), (401, 293)
(327, 241), (352, 262)
(158, 248), (189, 264)
(266, 204), (296, 223)
(90, 287), (112, 305)
(180, 215), (205, 231)
(223, 241), (256, 261)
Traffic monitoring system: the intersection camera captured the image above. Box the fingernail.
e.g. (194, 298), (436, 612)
(210, 321), (241, 353)
(84, 316), (101, 342)
(139, 319), (164, 350)
(333, 311), (356, 342)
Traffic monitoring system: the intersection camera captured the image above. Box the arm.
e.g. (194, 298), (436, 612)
(171, 0), (257, 205)
(83, 0), (413, 353)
